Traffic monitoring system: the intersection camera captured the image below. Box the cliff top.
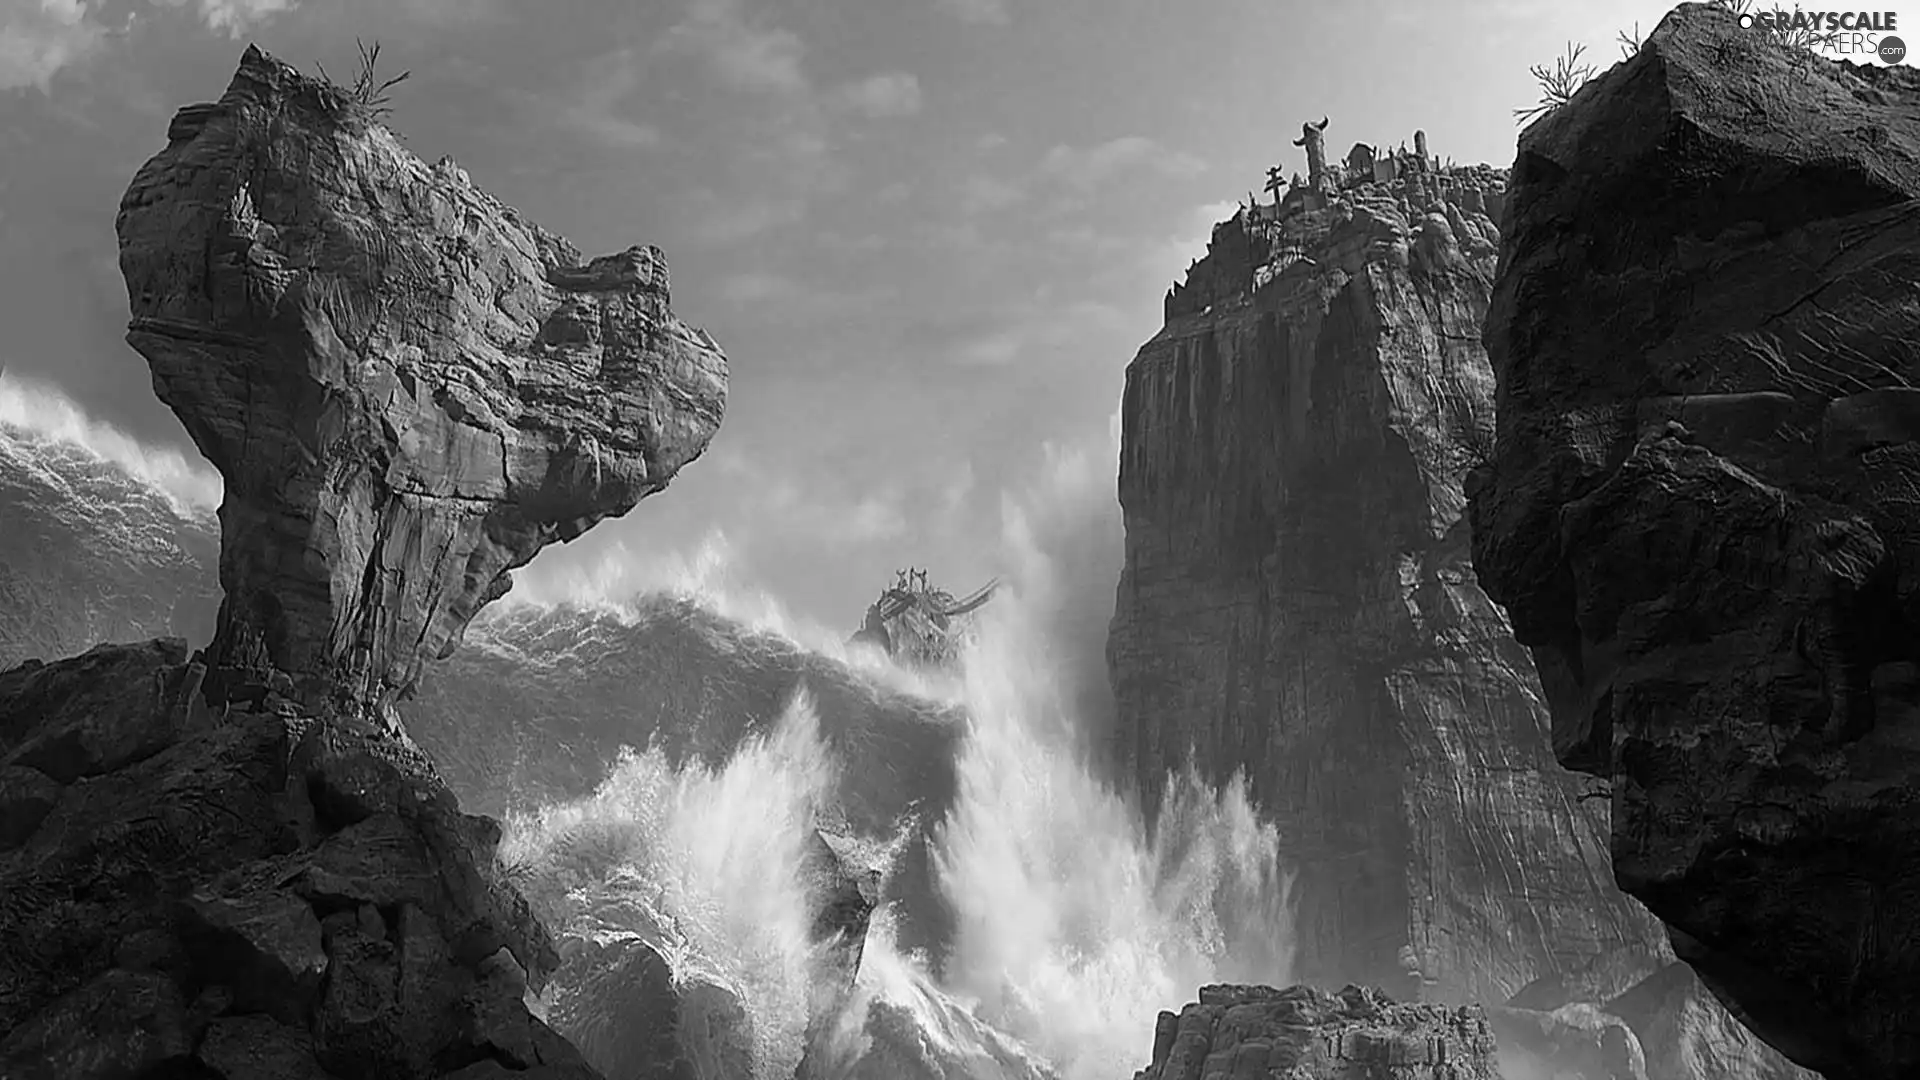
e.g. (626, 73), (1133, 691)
(1165, 120), (1509, 322)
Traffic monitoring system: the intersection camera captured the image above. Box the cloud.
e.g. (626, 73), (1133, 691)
(718, 270), (803, 305)
(685, 190), (806, 245)
(0, 0), (114, 90)
(660, 0), (806, 94)
(0, 0), (302, 91)
(714, 270), (891, 318)
(933, 0), (1010, 26)
(1038, 135), (1207, 191)
(834, 71), (921, 118)
(951, 331), (1020, 367)
(956, 173), (1024, 215)
(558, 48), (663, 148)
(1143, 198), (1240, 283)
(709, 449), (910, 545)
(381, 0), (511, 23)
(152, 0), (295, 36)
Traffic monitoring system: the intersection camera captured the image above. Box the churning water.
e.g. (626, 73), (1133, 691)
(493, 573), (1297, 1080)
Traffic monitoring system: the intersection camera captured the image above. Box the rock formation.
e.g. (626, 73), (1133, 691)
(1111, 125), (1626, 998)
(0, 640), (590, 1079)
(1131, 984), (1502, 1080)
(1467, 5), (1920, 1078)
(116, 45), (726, 717)
(2, 44), (728, 1080)
(1108, 123), (1812, 1076)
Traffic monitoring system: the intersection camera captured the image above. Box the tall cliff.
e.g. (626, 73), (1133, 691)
(1468, 6), (1920, 1078)
(1, 46), (728, 1079)
(1106, 127), (1811, 1076)
(1108, 131), (1651, 1001)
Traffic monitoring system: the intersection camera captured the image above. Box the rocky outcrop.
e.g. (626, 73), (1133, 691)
(1, 44), (730, 1080)
(1108, 133), (1654, 999)
(0, 640), (590, 1079)
(116, 45), (727, 717)
(1466, 6), (1920, 1077)
(1131, 984), (1501, 1080)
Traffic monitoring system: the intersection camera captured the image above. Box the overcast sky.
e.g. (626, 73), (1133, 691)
(0, 0), (1861, 633)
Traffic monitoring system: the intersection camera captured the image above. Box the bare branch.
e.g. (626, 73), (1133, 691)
(1515, 42), (1596, 125)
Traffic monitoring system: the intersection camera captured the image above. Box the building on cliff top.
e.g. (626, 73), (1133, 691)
(1167, 117), (1510, 322)
(850, 567), (998, 670)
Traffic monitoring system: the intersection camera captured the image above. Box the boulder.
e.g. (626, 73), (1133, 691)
(1467, 5), (1920, 1077)
(1130, 984), (1502, 1080)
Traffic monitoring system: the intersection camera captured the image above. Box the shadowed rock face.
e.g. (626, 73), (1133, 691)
(115, 45), (727, 715)
(1468, 5), (1920, 1077)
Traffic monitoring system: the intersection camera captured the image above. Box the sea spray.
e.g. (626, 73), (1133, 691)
(498, 688), (842, 1080)
(927, 588), (1296, 1080)
(487, 548), (1297, 1079)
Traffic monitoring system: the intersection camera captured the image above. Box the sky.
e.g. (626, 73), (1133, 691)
(0, 0), (1880, 634)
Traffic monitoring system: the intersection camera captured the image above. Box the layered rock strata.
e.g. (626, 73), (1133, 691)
(1467, 5), (1920, 1077)
(1131, 984), (1502, 1080)
(1, 45), (729, 1079)
(116, 45), (726, 717)
(1107, 122), (1812, 1076)
(1108, 132), (1647, 997)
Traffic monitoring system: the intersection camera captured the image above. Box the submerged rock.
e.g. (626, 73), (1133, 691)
(1131, 984), (1501, 1080)
(1468, 5), (1920, 1076)
(117, 44), (727, 716)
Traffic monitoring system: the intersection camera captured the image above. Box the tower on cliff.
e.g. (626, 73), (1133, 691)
(1292, 116), (1330, 191)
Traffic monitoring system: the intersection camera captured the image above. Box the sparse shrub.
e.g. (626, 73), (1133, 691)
(1514, 42), (1595, 125)
(314, 38), (411, 127)
(1618, 22), (1644, 59)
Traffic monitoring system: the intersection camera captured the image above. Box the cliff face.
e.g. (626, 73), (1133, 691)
(1109, 144), (1658, 1002)
(116, 45), (726, 716)
(1467, 6), (1920, 1078)
(1107, 129), (1815, 1077)
(1, 46), (728, 1080)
